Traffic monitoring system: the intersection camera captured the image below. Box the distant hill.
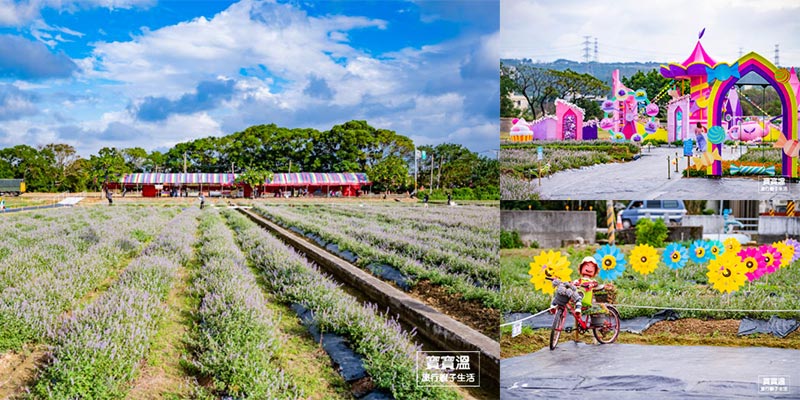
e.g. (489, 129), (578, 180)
(501, 58), (666, 89)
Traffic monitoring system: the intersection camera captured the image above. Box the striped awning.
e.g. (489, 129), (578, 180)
(121, 173), (237, 185)
(265, 172), (369, 186)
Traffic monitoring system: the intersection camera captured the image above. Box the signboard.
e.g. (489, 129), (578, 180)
(537, 146), (544, 161)
(683, 139), (694, 157)
(511, 321), (522, 337)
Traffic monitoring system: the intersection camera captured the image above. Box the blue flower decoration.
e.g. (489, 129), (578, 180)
(593, 244), (627, 281)
(689, 240), (713, 264)
(663, 243), (689, 270)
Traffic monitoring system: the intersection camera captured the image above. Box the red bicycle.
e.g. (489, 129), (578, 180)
(548, 279), (621, 350)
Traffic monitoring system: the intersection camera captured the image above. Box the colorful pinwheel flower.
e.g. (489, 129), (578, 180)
(690, 240), (713, 264)
(708, 240), (725, 259)
(738, 247), (766, 281)
(630, 244), (659, 275)
(593, 245), (627, 281)
(663, 243), (689, 270)
(706, 252), (747, 294)
(723, 237), (741, 255)
(758, 244), (782, 275)
(529, 250), (573, 295)
(784, 238), (800, 263)
(773, 241), (796, 268)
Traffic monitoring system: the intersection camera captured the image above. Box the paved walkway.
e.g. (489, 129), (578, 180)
(536, 146), (798, 200)
(501, 343), (799, 399)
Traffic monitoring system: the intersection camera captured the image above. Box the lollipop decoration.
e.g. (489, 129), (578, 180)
(690, 240), (714, 263)
(630, 244), (659, 276)
(706, 252), (747, 294)
(594, 244), (627, 281)
(529, 250), (573, 295)
(707, 125), (726, 145)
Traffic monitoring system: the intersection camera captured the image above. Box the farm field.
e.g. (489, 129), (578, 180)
(252, 203), (501, 338)
(0, 204), (488, 399)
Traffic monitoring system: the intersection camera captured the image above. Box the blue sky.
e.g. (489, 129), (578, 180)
(0, 0), (499, 156)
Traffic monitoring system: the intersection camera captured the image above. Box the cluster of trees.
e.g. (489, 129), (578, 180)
(0, 120), (498, 196)
(501, 63), (609, 120)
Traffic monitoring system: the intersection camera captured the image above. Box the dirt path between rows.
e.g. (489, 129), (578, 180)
(0, 346), (47, 399)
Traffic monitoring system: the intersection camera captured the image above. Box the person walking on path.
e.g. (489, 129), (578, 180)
(447, 192), (452, 206)
(106, 189), (113, 205)
(423, 193), (429, 208)
(0, 197), (5, 213)
(695, 122), (708, 153)
(199, 192), (205, 210)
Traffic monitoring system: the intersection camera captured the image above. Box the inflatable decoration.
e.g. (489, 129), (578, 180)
(706, 252), (747, 294)
(737, 247), (766, 282)
(630, 244), (659, 275)
(663, 243), (689, 270)
(594, 245), (627, 281)
(529, 250), (573, 295)
(729, 165), (776, 176)
(690, 240), (714, 263)
(773, 241), (794, 268)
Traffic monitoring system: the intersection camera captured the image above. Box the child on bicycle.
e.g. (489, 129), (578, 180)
(552, 256), (611, 320)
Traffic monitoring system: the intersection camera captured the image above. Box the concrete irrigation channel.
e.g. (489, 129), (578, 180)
(237, 207), (501, 392)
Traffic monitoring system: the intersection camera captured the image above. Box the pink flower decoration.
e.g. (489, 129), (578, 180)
(738, 247), (766, 281)
(758, 244), (782, 275)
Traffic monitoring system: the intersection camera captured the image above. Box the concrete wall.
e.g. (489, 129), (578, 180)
(683, 215), (725, 234)
(501, 210), (596, 248)
(758, 216), (800, 242)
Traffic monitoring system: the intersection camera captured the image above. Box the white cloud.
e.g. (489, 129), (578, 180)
(0, 0), (154, 27)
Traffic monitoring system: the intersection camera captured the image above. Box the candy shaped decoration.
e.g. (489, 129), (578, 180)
(529, 250), (573, 295)
(600, 118), (615, 130)
(773, 134), (800, 158)
(663, 243), (689, 270)
(707, 125), (726, 145)
(634, 89), (648, 102)
(738, 247), (766, 282)
(706, 253), (747, 294)
(772, 241), (795, 268)
(630, 244), (659, 275)
(690, 240), (714, 263)
(594, 244), (627, 281)
(758, 244), (782, 275)
(602, 100), (616, 112)
(774, 68), (790, 83)
(645, 103), (659, 117)
(729, 165), (776, 176)
(644, 121), (658, 134)
(692, 152), (723, 170)
(631, 133), (643, 142)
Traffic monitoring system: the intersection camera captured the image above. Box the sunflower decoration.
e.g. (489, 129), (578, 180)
(529, 250), (573, 295)
(690, 240), (713, 264)
(723, 237), (741, 255)
(593, 245), (627, 281)
(663, 243), (689, 270)
(706, 252), (747, 294)
(737, 247), (766, 282)
(630, 244), (659, 276)
(784, 238), (800, 263)
(773, 241), (796, 268)
(758, 244), (782, 275)
(708, 240), (725, 259)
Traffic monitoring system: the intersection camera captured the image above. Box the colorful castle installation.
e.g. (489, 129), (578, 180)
(660, 30), (799, 179)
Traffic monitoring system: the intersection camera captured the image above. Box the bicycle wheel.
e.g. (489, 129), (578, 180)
(592, 305), (621, 344)
(550, 306), (566, 350)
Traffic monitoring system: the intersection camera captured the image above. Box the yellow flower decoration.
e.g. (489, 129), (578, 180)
(630, 244), (659, 275)
(773, 241), (795, 268)
(724, 237), (741, 255)
(529, 250), (573, 295)
(706, 253), (747, 293)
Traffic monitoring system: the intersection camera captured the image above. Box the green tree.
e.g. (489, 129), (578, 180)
(122, 147), (148, 172)
(236, 168), (273, 197)
(0, 145), (58, 191)
(500, 63), (519, 118)
(368, 155), (409, 193)
(88, 147), (129, 189)
(144, 150), (166, 173)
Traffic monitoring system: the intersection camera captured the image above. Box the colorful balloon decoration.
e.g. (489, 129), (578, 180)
(630, 244), (659, 275)
(690, 240), (714, 263)
(758, 244), (782, 275)
(706, 252), (747, 294)
(708, 240), (725, 258)
(529, 250), (573, 295)
(663, 243), (689, 270)
(738, 247), (766, 282)
(774, 240), (796, 267)
(594, 245), (627, 281)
